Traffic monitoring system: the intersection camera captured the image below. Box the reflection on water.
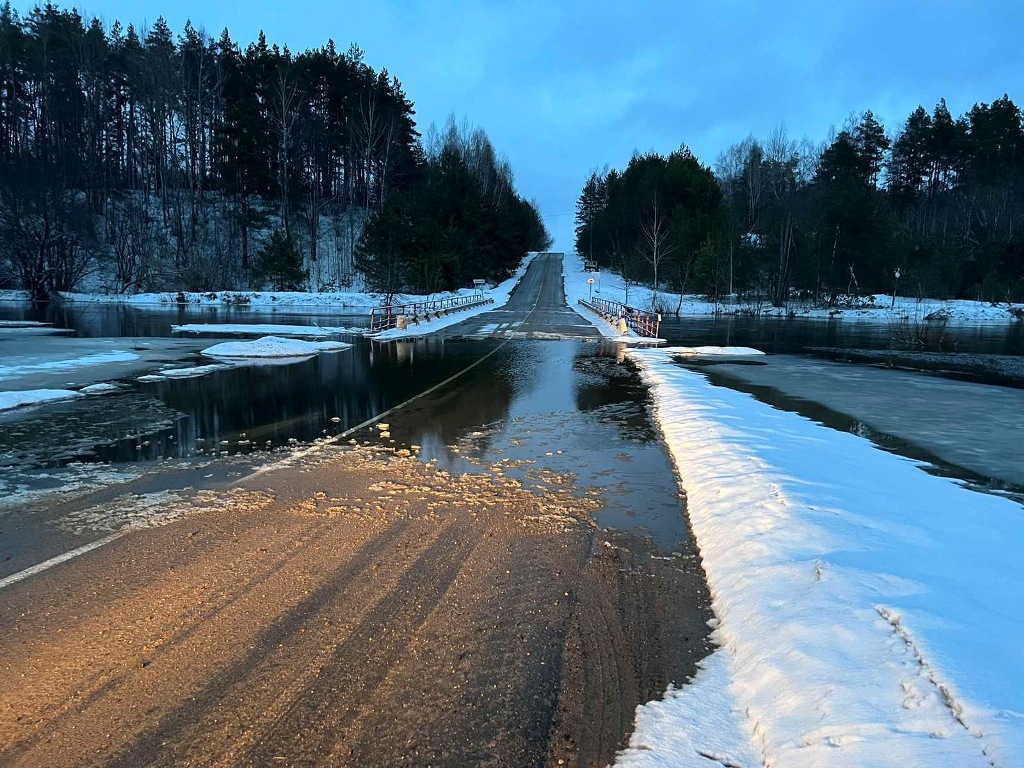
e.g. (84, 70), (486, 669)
(658, 314), (1024, 355)
(0, 337), (502, 469)
(0, 301), (370, 338)
(382, 342), (690, 548)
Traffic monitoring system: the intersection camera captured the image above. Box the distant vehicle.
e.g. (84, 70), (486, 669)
(583, 260), (599, 272)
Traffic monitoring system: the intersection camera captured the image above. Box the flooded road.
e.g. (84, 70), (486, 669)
(0, 259), (714, 767)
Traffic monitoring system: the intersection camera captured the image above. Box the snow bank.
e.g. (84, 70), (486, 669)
(563, 252), (1024, 325)
(373, 253), (537, 340)
(201, 336), (351, 359)
(615, 649), (761, 768)
(32, 284), (501, 313)
(629, 347), (1024, 767)
(172, 323), (365, 337)
(0, 389), (82, 412)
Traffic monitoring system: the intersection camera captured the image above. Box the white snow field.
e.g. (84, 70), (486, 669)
(201, 336), (352, 359)
(622, 347), (1023, 768)
(0, 389), (83, 412)
(373, 253), (537, 340)
(562, 251), (1024, 325)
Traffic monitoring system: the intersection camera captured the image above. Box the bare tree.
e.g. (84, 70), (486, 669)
(639, 196), (677, 294)
(270, 67), (302, 239)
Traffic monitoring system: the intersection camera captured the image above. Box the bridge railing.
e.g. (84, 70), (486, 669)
(369, 292), (491, 332)
(587, 297), (662, 338)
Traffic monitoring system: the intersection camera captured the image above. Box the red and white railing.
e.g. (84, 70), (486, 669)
(582, 296), (662, 338)
(369, 292), (491, 333)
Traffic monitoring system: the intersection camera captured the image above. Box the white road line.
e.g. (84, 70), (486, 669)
(0, 531), (126, 591)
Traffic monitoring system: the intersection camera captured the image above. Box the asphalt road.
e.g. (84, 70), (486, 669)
(0, 443), (711, 767)
(443, 253), (602, 340)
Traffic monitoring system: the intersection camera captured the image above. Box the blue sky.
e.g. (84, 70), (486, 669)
(18, 0), (1024, 248)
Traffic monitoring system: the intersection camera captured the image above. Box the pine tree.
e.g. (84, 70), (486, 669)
(253, 228), (307, 290)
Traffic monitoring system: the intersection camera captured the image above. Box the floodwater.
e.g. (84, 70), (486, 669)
(2, 300), (1022, 546)
(0, 299), (695, 554)
(658, 313), (1024, 355)
(0, 301), (371, 338)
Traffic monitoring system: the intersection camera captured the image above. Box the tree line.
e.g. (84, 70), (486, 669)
(357, 117), (551, 300)
(576, 96), (1024, 308)
(0, 3), (547, 300)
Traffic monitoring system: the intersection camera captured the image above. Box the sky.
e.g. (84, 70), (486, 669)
(16, 0), (1024, 249)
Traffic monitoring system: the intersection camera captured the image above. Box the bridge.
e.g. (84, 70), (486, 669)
(441, 252), (603, 340)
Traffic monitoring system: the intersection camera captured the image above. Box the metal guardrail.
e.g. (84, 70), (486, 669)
(585, 297), (662, 338)
(369, 292), (491, 332)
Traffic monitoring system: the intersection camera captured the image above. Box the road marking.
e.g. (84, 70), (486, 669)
(0, 531), (126, 591)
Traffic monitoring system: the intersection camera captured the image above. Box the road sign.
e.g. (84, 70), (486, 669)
(587, 278), (594, 284)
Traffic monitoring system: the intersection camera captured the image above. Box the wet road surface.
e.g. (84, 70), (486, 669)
(0, 429), (712, 768)
(443, 253), (601, 340)
(0, 256), (713, 766)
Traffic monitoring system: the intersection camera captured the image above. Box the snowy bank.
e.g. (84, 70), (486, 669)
(627, 347), (1024, 767)
(201, 336), (351, 359)
(563, 252), (1024, 325)
(0, 282), (504, 313)
(373, 252), (537, 340)
(615, 649), (760, 768)
(0, 389), (82, 412)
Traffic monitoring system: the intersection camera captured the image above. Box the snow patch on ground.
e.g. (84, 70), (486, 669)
(561, 254), (664, 344)
(373, 253), (537, 340)
(201, 336), (352, 358)
(172, 323), (365, 337)
(563, 252), (1024, 325)
(615, 648), (761, 768)
(0, 389), (82, 412)
(1, 283), (508, 313)
(630, 347), (1024, 767)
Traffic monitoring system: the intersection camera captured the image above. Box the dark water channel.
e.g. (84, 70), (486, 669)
(0, 301), (370, 338)
(658, 313), (1024, 355)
